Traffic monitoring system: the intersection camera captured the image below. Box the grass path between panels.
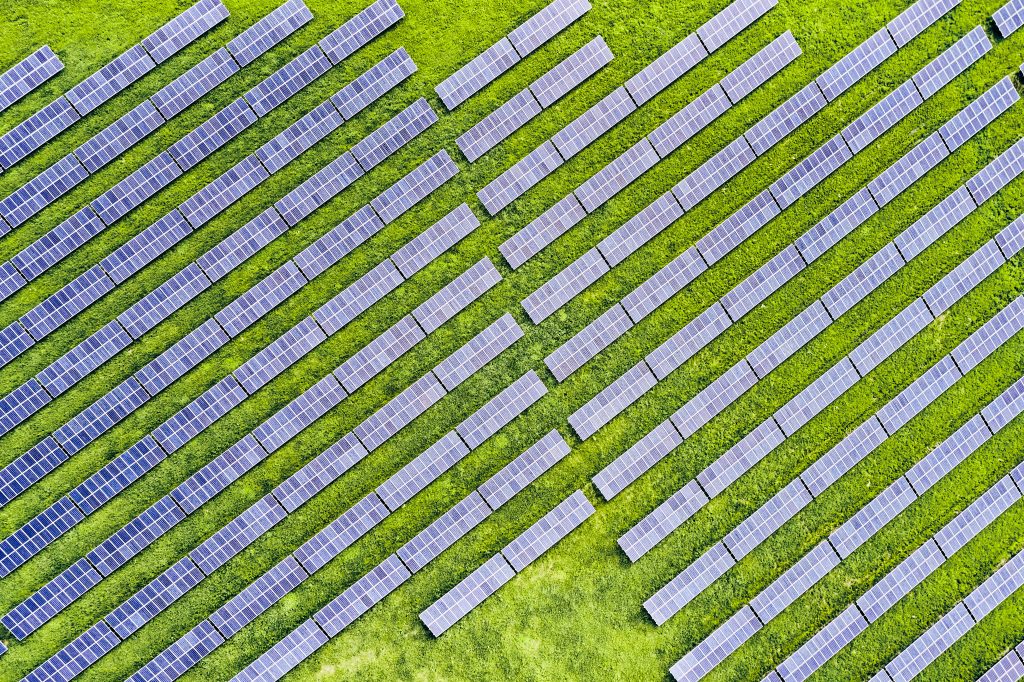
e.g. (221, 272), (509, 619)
(0, 0), (1022, 680)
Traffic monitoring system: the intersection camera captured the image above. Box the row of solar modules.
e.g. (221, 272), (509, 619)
(0, 0), (314, 234)
(0, 0), (229, 176)
(28, 313), (537, 682)
(981, 640), (1024, 681)
(599, 126), (1024, 568)
(0, 45), (64, 114)
(480, 0), (778, 222)
(0, 162), (474, 647)
(434, 0), (591, 110)
(0, 11), (417, 460)
(994, 0), (1024, 38)
(455, 35), (613, 162)
(517, 29), (801, 326)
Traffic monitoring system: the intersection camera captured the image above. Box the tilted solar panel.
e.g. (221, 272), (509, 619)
(141, 0), (229, 64)
(169, 97), (258, 170)
(877, 355), (962, 435)
(152, 375), (247, 453)
(828, 477), (917, 558)
(750, 540), (840, 622)
(0, 45), (63, 113)
(816, 27), (897, 102)
(182, 154), (271, 228)
(777, 603), (868, 682)
(723, 477), (812, 559)
(23, 620), (120, 682)
(698, 418), (785, 498)
(12, 207), (104, 282)
(75, 100), (165, 173)
(673, 136), (756, 210)
(720, 30), (801, 104)
(934, 475), (1019, 557)
(68, 435), (165, 515)
(87, 495), (185, 575)
(1, 557), (99, 640)
(228, 0), (313, 67)
(65, 44), (155, 116)
(0, 153), (88, 227)
(118, 263), (212, 339)
(858, 539), (945, 622)
(774, 357), (859, 436)
(436, 37), (520, 110)
(0, 97), (80, 169)
(398, 491), (491, 572)
(821, 242), (906, 320)
(319, 0), (405, 65)
(841, 80), (923, 154)
(0, 497), (84, 577)
(0, 379), (51, 440)
(722, 244), (805, 321)
(669, 605), (762, 681)
(457, 88), (541, 163)
(0, 437), (67, 508)
(151, 48), (238, 119)
(747, 300), (831, 379)
(575, 138), (659, 212)
(234, 316), (327, 393)
(913, 26), (990, 100)
(522, 247), (608, 324)
(355, 373), (447, 451)
(501, 490), (594, 571)
(189, 494), (286, 575)
(253, 374), (347, 453)
(886, 603), (973, 681)
(646, 303), (732, 381)
(91, 151), (183, 224)
(457, 371), (547, 448)
(419, 553), (516, 636)
(478, 430), (570, 509)
(508, 0), (590, 57)
(170, 435), (269, 514)
(551, 86), (636, 159)
(619, 480), (710, 562)
(645, 541), (733, 624)
(622, 247), (708, 323)
(433, 312), (523, 390)
(230, 618), (325, 682)
(292, 492), (387, 573)
(313, 259), (404, 335)
(530, 35), (612, 109)
(745, 81), (826, 156)
(479, 141), (563, 215)
(894, 185), (976, 261)
(128, 619), (224, 682)
(499, 194), (586, 269)
(105, 556), (205, 638)
(412, 257), (502, 334)
(101, 209), (193, 284)
(696, 0), (777, 54)
(966, 138), (1024, 205)
(198, 206), (288, 282)
(134, 318), (229, 395)
(273, 433), (368, 513)
(849, 298), (933, 376)
(336, 316), (423, 393)
(671, 360), (756, 437)
(923, 239), (1005, 315)
(625, 33), (707, 106)
(209, 555), (308, 638)
(592, 419), (681, 501)
(545, 303), (632, 382)
(993, 0), (1024, 37)
(314, 554), (410, 636)
(334, 47), (416, 120)
(887, 0), (963, 48)
(869, 131), (949, 208)
(216, 260), (308, 337)
(53, 378), (150, 455)
(372, 150), (460, 223)
(244, 44), (332, 117)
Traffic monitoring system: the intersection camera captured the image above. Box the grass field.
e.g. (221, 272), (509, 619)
(1, 0), (1024, 679)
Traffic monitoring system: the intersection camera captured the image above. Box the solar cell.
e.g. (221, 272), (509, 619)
(967, 138), (1024, 205)
(723, 245), (806, 321)
(551, 86), (636, 160)
(275, 151), (363, 226)
(230, 618), (326, 682)
(644, 542), (733, 625)
(850, 298), (933, 377)
(747, 300), (831, 379)
(868, 131), (949, 207)
(0, 378), (52, 438)
(569, 361), (655, 440)
(420, 553), (516, 637)
(313, 259), (403, 335)
(724, 478), (812, 559)
(0, 497), (84, 577)
(829, 477), (917, 558)
(0, 153), (88, 227)
(672, 361), (757, 438)
(292, 492), (388, 573)
(181, 154), (270, 228)
(293, 205), (383, 280)
(210, 555), (308, 639)
(435, 37), (521, 110)
(994, 0), (1024, 37)
(500, 195), (586, 269)
(698, 418), (785, 497)
(697, 189), (780, 265)
(894, 185), (977, 261)
(273, 433), (368, 513)
(575, 138), (659, 212)
(618, 480), (709, 561)
(234, 316), (326, 393)
(878, 355), (962, 435)
(334, 47), (416, 120)
(254, 374), (347, 453)
(501, 490), (594, 571)
(669, 606), (761, 681)
(142, 0), (229, 64)
(522, 247), (608, 324)
(69, 436), (165, 515)
(750, 540), (839, 622)
(457, 89), (541, 163)
(914, 26), (990, 100)
(886, 603), (974, 681)
(129, 619), (224, 682)
(979, 650), (1024, 682)
(190, 495), (286, 575)
(23, 620), (120, 682)
(821, 243), (906, 319)
(106, 556), (204, 638)
(530, 35), (611, 109)
(721, 30), (801, 104)
(0, 437), (67, 508)
(545, 303), (632, 382)
(745, 81), (826, 156)
(350, 96), (437, 170)
(153, 375), (247, 453)
(983, 375), (1024, 434)
(0, 46), (63, 113)
(0, 97), (80, 169)
(118, 263), (212, 339)
(478, 430), (570, 509)
(92, 151), (183, 224)
(135, 318), (229, 395)
(934, 475), (1019, 556)
(65, 44), (155, 115)
(75, 100), (165, 173)
(413, 258), (502, 334)
(457, 371), (548, 448)
(673, 137), (756, 210)
(54, 377), (149, 455)
(256, 100), (341, 174)
(169, 97), (258, 171)
(887, 0), (963, 48)
(593, 419), (681, 500)
(101, 209), (193, 284)
(244, 45), (332, 117)
(372, 150), (460, 223)
(2, 557), (100, 640)
(355, 373), (447, 452)
(434, 313), (522, 390)
(398, 491), (491, 572)
(315, 554), (411, 636)
(12, 207), (104, 281)
(170, 435), (269, 514)
(924, 239), (1005, 315)
(648, 83), (731, 159)
(858, 540), (945, 622)
(478, 141), (563, 215)
(625, 33), (708, 106)
(777, 604), (868, 682)
(318, 0), (405, 65)
(645, 303), (732, 380)
(151, 48), (238, 119)
(228, 0), (313, 67)
(216, 260), (308, 337)
(697, 0), (777, 53)
(842, 81), (924, 154)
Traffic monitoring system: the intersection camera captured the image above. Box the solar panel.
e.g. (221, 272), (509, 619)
(983, 375), (1024, 434)
(551, 85), (636, 160)
(644, 541), (732, 625)
(887, 0), (963, 48)
(253, 374), (347, 454)
(234, 316), (326, 393)
(569, 358), (655, 438)
(228, 0), (313, 67)
(274, 433), (368, 514)
(142, 0), (229, 64)
(23, 620), (120, 682)
(673, 137), (756, 210)
(420, 552), (516, 637)
(170, 435), (269, 514)
(816, 27), (896, 102)
(275, 151), (363, 226)
(878, 355), (962, 435)
(0, 437), (67, 507)
(313, 259), (403, 335)
(671, 360), (757, 438)
(979, 649), (1024, 682)
(253, 103), (338, 176)
(545, 303), (632, 382)
(293, 492), (388, 573)
(73, 102), (162, 177)
(434, 313), (523, 390)
(522, 247), (608, 324)
(622, 247), (708, 322)
(350, 96), (437, 171)
(625, 33), (708, 106)
(722, 245), (805, 321)
(457, 371), (547, 448)
(198, 209), (285, 283)
(745, 81), (825, 156)
(0, 260), (26, 300)
(795, 188), (877, 264)
(698, 418), (785, 497)
(777, 604), (868, 682)
(822, 242), (906, 319)
(0, 153), (88, 227)
(499, 194), (586, 269)
(575, 138), (659, 212)
(478, 141), (563, 215)
(398, 491), (491, 572)
(858, 540), (945, 622)
(721, 30), (800, 104)
(119, 263), (212, 339)
(129, 619), (224, 682)
(355, 372), (447, 451)
(479, 430), (570, 509)
(776, 357), (860, 436)
(315, 554), (411, 636)
(965, 549), (1024, 622)
(169, 97), (258, 171)
(829, 477), (917, 558)
(994, 0), (1024, 37)
(909, 414), (990, 496)
(925, 239), (1005, 315)
(849, 298), (933, 377)
(373, 150), (460, 223)
(244, 44), (332, 117)
(0, 97), (80, 169)
(65, 44), (155, 115)
(997, 214), (1024, 260)
(646, 303), (731, 380)
(0, 320), (34, 368)
(507, 0), (590, 57)
(0, 378), (52, 438)
(2, 557), (100, 640)
(530, 35), (612, 109)
(210, 555), (308, 638)
(151, 48), (238, 120)
(747, 300), (831, 379)
(216, 260), (308, 337)
(597, 192), (682, 267)
(935, 475), (1020, 557)
(457, 89), (540, 163)
(106, 556), (205, 638)
(750, 540), (839, 623)
(334, 47), (416, 121)
(318, 0), (405, 65)
(181, 154), (269, 228)
(618, 480), (709, 562)
(54, 377), (150, 455)
(189, 494), (286, 575)
(967, 138), (1024, 205)
(134, 318), (228, 396)
(592, 419), (680, 500)
(502, 490), (594, 571)
(412, 258), (501, 333)
(669, 605), (762, 681)
(0, 497), (84, 577)
(842, 80), (924, 154)
(0, 45), (63, 113)
(69, 436), (165, 515)
(152, 375), (246, 453)
(893, 186), (976, 261)
(914, 26), (990, 101)
(649, 83), (731, 159)
(868, 131), (949, 208)
(11, 208), (101, 281)
(724, 478), (812, 559)
(887, 602), (974, 681)
(92, 150), (184, 225)
(230, 618), (326, 682)
(293, 204), (383, 280)
(772, 135), (853, 210)
(392, 203), (479, 278)
(697, 0), (777, 53)
(435, 37), (520, 110)
(101, 209), (193, 284)
(945, 77), (1021, 151)
(697, 190), (780, 265)
(20, 264), (113, 342)
(87, 495), (185, 576)
(336, 317), (424, 393)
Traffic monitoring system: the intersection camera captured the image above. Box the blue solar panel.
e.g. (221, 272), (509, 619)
(0, 496), (83, 577)
(0, 437), (67, 507)
(313, 259), (403, 335)
(413, 258), (501, 333)
(0, 97), (80, 169)
(153, 375), (247, 453)
(23, 620), (120, 682)
(231, 618), (326, 682)
(210, 555), (308, 638)
(376, 431), (470, 511)
(12, 207), (105, 281)
(74, 100), (165, 173)
(106, 556), (205, 638)
(0, 152), (88, 227)
(53, 377), (150, 455)
(228, 0), (313, 67)
(274, 151), (364, 226)
(967, 138), (1024, 205)
(88, 495), (185, 576)
(2, 557), (100, 640)
(180, 153), (270, 228)
(128, 619), (224, 682)
(0, 260), (26, 299)
(372, 150), (460, 224)
(319, 0), (405, 65)
(256, 99), (342, 174)
(293, 204), (383, 280)
(0, 45), (63, 113)
(197, 207), (288, 282)
(216, 260), (308, 337)
(244, 45), (332, 117)
(170, 434), (269, 514)
(252, 374), (346, 453)
(118, 263), (212, 339)
(887, 0), (963, 48)
(20, 264), (114, 340)
(151, 48), (238, 119)
(333, 47), (416, 121)
(69, 436), (165, 515)
(354, 373), (447, 452)
(134, 318), (228, 395)
(0, 378), (52, 438)
(66, 44), (155, 116)
(314, 554), (410, 636)
(141, 0), (230, 64)
(189, 494), (286, 575)
(398, 491), (491, 573)
(841, 80), (923, 154)
(101, 209), (193, 284)
(169, 97), (258, 171)
(0, 321), (34, 368)
(91, 151), (183, 224)
(350, 97), (437, 171)
(232, 316), (326, 393)
(292, 492), (388, 573)
(273, 433), (368, 513)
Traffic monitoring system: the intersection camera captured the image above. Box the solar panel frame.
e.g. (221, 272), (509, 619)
(750, 539), (840, 622)
(935, 475), (1020, 557)
(575, 137), (659, 212)
(745, 81), (826, 156)
(817, 27), (898, 101)
(105, 556), (205, 638)
(913, 26), (990, 100)
(65, 44), (156, 116)
(777, 604), (868, 682)
(419, 553), (516, 637)
(724, 478), (813, 559)
(501, 490), (594, 572)
(551, 85), (636, 160)
(457, 88), (541, 163)
(669, 605), (762, 681)
(20, 263), (114, 341)
(978, 649), (1024, 682)
(198, 210), (284, 284)
(152, 375), (247, 453)
(230, 618), (326, 682)
(829, 476), (918, 558)
(842, 80), (924, 154)
(0, 152), (88, 228)
(646, 302), (732, 381)
(907, 414), (990, 495)
(0, 378), (53, 438)
(822, 242), (906, 319)
(878, 355), (962, 435)
(314, 554), (411, 636)
(672, 360), (757, 438)
(74, 100), (165, 173)
(274, 151), (363, 226)
(886, 602), (974, 681)
(335, 316), (424, 393)
(997, 215), (1024, 260)
(2, 557), (100, 640)
(774, 357), (860, 437)
(673, 136), (756, 211)
(747, 300), (831, 379)
(372, 150), (460, 224)
(350, 96), (437, 171)
(699, 418), (786, 498)
(648, 83), (731, 159)
(253, 374), (347, 454)
(457, 371), (548, 449)
(994, 0), (1024, 37)
(0, 496), (83, 576)
(498, 194), (586, 269)
(233, 316), (326, 394)
(624, 247), (709, 324)
(924, 239), (1005, 316)
(0, 437), (67, 508)
(101, 209), (193, 285)
(860, 540), (947, 624)
(850, 298), (933, 377)
(391, 203), (479, 278)
(134, 318), (229, 395)
(522, 247), (609, 324)
(256, 100), (342, 174)
(0, 321), (35, 369)
(625, 32), (708, 106)
(965, 550), (1024, 621)
(0, 45), (63, 113)
(333, 47), (417, 121)
(0, 260), (26, 300)
(227, 0), (314, 67)
(771, 134), (853, 209)
(398, 491), (491, 573)
(318, 0), (405, 65)
(545, 303), (632, 382)
(151, 48), (238, 120)
(434, 313), (523, 390)
(355, 373), (447, 452)
(292, 492), (388, 573)
(593, 419), (681, 500)
(570, 361), (656, 440)
(87, 495), (185, 576)
(189, 494), (286, 575)
(244, 44), (332, 117)
(23, 620), (120, 682)
(722, 244), (806, 321)
(435, 36), (521, 110)
(478, 141), (563, 215)
(941, 76), (1018, 152)
(894, 185), (977, 261)
(618, 480), (709, 562)
(170, 435), (269, 514)
(0, 97), (81, 169)
(169, 97), (258, 171)
(141, 0), (229, 64)
(530, 35), (611, 109)
(697, 189), (780, 265)
(967, 138), (1024, 205)
(118, 263), (212, 339)
(412, 258), (501, 334)
(209, 555), (309, 638)
(68, 435), (165, 515)
(12, 207), (104, 282)
(479, 430), (570, 509)
(983, 375), (1024, 435)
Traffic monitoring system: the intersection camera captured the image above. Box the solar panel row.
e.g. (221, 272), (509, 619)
(993, 0), (1024, 38)
(228, 0), (314, 67)
(0, 45), (63, 113)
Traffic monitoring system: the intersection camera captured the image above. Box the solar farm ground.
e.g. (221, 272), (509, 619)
(1, 0), (1023, 680)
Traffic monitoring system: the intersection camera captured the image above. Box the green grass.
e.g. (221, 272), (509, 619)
(0, 0), (1023, 680)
